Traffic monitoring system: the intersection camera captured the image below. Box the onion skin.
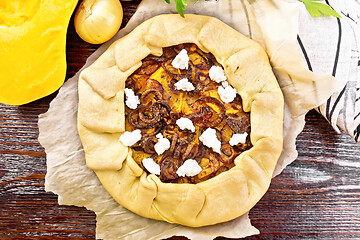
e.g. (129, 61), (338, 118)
(74, 0), (123, 44)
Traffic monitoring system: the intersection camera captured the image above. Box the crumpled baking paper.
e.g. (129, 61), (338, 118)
(38, 0), (341, 239)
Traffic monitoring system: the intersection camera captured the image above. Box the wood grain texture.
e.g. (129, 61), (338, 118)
(1, 2), (360, 239)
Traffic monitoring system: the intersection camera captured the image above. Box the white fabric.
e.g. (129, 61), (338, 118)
(297, 0), (360, 144)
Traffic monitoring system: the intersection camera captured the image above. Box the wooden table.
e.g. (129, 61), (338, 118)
(1, 2), (360, 239)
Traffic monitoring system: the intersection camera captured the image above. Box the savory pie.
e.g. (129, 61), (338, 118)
(77, 14), (284, 227)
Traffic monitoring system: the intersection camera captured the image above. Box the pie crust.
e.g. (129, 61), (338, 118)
(78, 14), (284, 227)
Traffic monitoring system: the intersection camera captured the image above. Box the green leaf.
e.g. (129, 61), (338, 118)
(164, 0), (187, 17)
(174, 0), (187, 17)
(299, 0), (341, 18)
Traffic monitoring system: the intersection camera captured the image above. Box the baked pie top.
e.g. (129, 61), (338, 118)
(123, 43), (252, 183)
(78, 14), (284, 227)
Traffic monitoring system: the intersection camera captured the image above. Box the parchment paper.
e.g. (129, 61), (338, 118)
(38, 0), (341, 239)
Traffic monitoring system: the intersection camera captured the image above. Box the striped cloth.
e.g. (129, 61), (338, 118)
(297, 0), (360, 144)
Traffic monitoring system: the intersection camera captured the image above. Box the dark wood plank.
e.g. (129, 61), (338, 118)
(1, 2), (360, 239)
(245, 111), (360, 239)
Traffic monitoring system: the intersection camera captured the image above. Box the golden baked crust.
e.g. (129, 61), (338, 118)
(78, 14), (284, 227)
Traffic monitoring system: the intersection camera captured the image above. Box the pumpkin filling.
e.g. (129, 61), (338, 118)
(123, 43), (252, 183)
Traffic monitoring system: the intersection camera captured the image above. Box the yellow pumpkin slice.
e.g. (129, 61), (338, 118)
(0, 0), (78, 105)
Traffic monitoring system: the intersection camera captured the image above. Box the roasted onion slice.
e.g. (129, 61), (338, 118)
(198, 153), (220, 179)
(183, 143), (198, 160)
(142, 78), (164, 92)
(137, 101), (170, 124)
(173, 143), (183, 159)
(141, 135), (157, 154)
(138, 105), (160, 124)
(187, 97), (225, 128)
(153, 101), (171, 119)
(220, 124), (234, 142)
(128, 106), (156, 129)
(169, 132), (179, 153)
(160, 155), (182, 181)
(195, 71), (209, 83)
(189, 51), (212, 70)
(135, 59), (160, 75)
(167, 111), (179, 125)
(225, 114), (250, 133)
(220, 144), (236, 164)
(140, 88), (163, 104)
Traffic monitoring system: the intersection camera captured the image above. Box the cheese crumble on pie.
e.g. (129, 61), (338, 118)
(120, 43), (252, 183)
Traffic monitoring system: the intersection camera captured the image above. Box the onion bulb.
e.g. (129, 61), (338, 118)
(74, 0), (123, 44)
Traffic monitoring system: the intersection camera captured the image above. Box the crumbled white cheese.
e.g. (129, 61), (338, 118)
(176, 117), (195, 132)
(124, 88), (140, 109)
(229, 132), (248, 146)
(218, 85), (237, 103)
(199, 128), (221, 154)
(154, 133), (171, 155)
(209, 65), (227, 83)
(171, 49), (189, 70)
(221, 80), (229, 88)
(176, 159), (202, 177)
(142, 158), (161, 175)
(174, 78), (195, 91)
(119, 129), (142, 146)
